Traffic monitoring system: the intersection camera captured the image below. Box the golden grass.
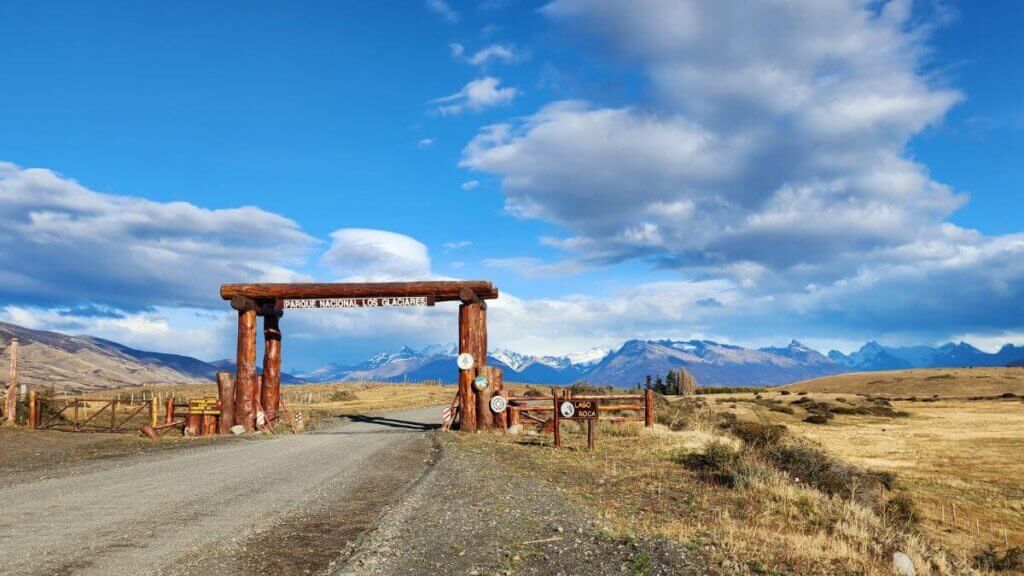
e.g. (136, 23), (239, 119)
(80, 381), (455, 426)
(784, 367), (1024, 397)
(458, 416), (967, 575)
(712, 391), (1024, 553)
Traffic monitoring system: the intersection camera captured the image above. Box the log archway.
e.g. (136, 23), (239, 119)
(219, 281), (500, 432)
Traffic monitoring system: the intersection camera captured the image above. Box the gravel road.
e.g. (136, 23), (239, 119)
(0, 407), (441, 576)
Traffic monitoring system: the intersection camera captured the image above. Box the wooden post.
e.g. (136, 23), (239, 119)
(261, 310), (282, 423)
(5, 338), (17, 424)
(234, 306), (258, 432)
(491, 367), (506, 432)
(458, 298), (486, 432)
(476, 366), (494, 430)
(644, 384), (654, 428)
(110, 399), (118, 431)
(216, 372), (235, 434)
(587, 417), (595, 450)
(508, 405), (520, 429)
(164, 395), (175, 425)
(185, 413), (200, 436)
(73, 400), (80, 430)
(149, 397), (158, 428)
(252, 374), (263, 425)
(552, 387), (561, 448)
(28, 390), (37, 428)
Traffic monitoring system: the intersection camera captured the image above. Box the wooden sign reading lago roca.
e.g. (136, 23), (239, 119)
(283, 296), (436, 309)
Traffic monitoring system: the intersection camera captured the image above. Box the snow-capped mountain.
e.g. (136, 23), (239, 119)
(296, 340), (845, 387)
(295, 338), (1024, 388)
(584, 339), (848, 388)
(829, 341), (1024, 371)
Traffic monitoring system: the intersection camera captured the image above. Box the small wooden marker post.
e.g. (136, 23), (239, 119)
(216, 372), (235, 434)
(5, 338), (17, 425)
(552, 387), (561, 448)
(28, 389), (37, 429)
(149, 397), (159, 428)
(644, 384), (654, 428)
(164, 395), (175, 425)
(587, 417), (595, 450)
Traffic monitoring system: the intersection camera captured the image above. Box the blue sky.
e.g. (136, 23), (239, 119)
(1, 0), (1022, 369)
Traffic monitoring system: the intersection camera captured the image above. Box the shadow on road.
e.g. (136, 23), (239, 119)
(315, 414), (441, 434)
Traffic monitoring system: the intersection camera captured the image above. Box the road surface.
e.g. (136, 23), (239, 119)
(0, 407), (440, 576)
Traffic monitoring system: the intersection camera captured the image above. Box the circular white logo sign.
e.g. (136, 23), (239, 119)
(473, 375), (490, 391)
(489, 396), (507, 413)
(456, 353), (475, 370)
(559, 401), (575, 418)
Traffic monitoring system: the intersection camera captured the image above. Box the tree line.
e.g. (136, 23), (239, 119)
(644, 368), (698, 395)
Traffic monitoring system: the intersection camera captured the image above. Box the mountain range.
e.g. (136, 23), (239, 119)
(3, 319), (1023, 392)
(0, 320), (303, 393)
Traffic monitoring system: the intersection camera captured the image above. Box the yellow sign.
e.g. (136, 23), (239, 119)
(189, 397), (220, 416)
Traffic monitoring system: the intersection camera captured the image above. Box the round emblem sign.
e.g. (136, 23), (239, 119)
(559, 401), (575, 418)
(473, 375), (490, 391)
(456, 353), (475, 370)
(489, 395), (507, 413)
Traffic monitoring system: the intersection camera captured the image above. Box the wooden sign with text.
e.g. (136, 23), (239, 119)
(189, 397), (221, 416)
(283, 296), (436, 309)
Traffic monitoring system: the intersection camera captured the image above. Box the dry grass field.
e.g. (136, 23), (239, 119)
(460, 370), (1024, 574)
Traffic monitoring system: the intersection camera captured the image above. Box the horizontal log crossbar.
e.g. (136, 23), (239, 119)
(220, 281), (498, 303)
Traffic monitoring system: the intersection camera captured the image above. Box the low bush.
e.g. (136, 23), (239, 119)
(974, 546), (1024, 572)
(882, 492), (920, 528)
(768, 404), (795, 415)
(727, 420), (787, 448)
(523, 388), (545, 397)
(329, 389), (358, 402)
(765, 440), (894, 508)
(778, 390), (791, 395)
(568, 382), (617, 396)
(675, 440), (744, 487)
(803, 414), (831, 425)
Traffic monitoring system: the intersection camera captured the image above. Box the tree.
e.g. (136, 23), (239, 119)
(654, 375), (665, 394)
(645, 374), (652, 389)
(674, 368), (698, 396)
(666, 370), (678, 395)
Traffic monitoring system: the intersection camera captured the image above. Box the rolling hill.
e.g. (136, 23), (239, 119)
(782, 367), (1024, 397)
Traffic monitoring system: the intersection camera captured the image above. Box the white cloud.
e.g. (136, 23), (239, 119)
(425, 0), (459, 22)
(434, 77), (518, 115)
(322, 229), (432, 281)
(417, 138), (435, 148)
(460, 179), (480, 190)
(0, 162), (315, 310)
(443, 241), (473, 250)
(451, 43), (517, 67)
(482, 256), (587, 277)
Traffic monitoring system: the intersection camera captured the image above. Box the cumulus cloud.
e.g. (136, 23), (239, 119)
(434, 77), (518, 115)
(322, 229), (432, 281)
(417, 138), (435, 148)
(0, 162), (315, 310)
(460, 179), (480, 191)
(454, 0), (1024, 344)
(425, 0), (459, 22)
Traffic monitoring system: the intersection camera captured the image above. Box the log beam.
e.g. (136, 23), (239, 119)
(234, 308), (257, 432)
(221, 280), (498, 302)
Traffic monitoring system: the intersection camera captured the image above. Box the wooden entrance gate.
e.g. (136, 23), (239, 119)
(220, 281), (501, 433)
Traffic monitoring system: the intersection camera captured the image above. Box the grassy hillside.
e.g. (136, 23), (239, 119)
(783, 367), (1024, 397)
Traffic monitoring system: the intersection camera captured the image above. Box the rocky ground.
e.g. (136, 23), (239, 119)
(338, 434), (707, 576)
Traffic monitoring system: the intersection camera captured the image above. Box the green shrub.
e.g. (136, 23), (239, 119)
(675, 441), (744, 487)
